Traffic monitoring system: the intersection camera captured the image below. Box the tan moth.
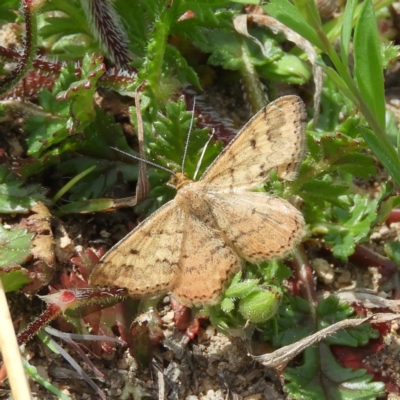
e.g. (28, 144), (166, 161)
(89, 95), (307, 307)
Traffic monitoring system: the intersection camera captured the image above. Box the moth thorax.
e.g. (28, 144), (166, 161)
(170, 172), (192, 190)
(175, 182), (210, 217)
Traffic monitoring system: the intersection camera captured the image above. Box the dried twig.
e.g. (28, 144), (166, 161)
(0, 279), (31, 399)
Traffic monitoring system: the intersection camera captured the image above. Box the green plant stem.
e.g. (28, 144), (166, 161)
(52, 165), (96, 203)
(293, 247), (317, 322)
(239, 40), (268, 113)
(146, 2), (177, 103)
(22, 357), (72, 400)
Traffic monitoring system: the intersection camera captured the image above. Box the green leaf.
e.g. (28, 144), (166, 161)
(0, 267), (30, 292)
(285, 345), (385, 399)
(0, 225), (33, 267)
(263, 0), (324, 49)
(164, 45), (201, 89)
(340, 0), (357, 68)
(386, 109), (400, 147)
(55, 198), (116, 216)
(381, 42), (400, 69)
(317, 296), (354, 322)
(325, 194), (381, 259)
(299, 180), (350, 208)
(353, 0), (385, 129)
(0, 172), (46, 213)
(25, 63), (78, 158)
(292, 0), (323, 35)
(39, 17), (90, 38)
(179, 9), (309, 85)
(257, 53), (311, 84)
(230, 0), (259, 3)
(317, 297), (378, 347)
(332, 153), (376, 179)
(57, 156), (137, 202)
(384, 241), (400, 266)
(269, 297), (384, 399)
(256, 259), (292, 283)
(320, 63), (359, 106)
(0, 5), (18, 23)
(358, 126), (400, 187)
(149, 99), (219, 177)
(25, 115), (69, 158)
(38, 1), (96, 60)
(270, 297), (314, 347)
(56, 53), (106, 132)
(224, 279), (259, 299)
(142, 0), (178, 103)
(176, 10), (237, 56)
(377, 194), (400, 224)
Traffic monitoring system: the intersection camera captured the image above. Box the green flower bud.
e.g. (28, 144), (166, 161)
(238, 287), (282, 323)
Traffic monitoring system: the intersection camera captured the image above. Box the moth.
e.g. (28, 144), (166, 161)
(89, 95), (307, 307)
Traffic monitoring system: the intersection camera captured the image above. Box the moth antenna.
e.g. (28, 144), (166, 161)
(109, 147), (176, 176)
(181, 96), (196, 173)
(193, 129), (215, 181)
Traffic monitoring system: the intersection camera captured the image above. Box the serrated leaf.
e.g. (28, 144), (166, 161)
(177, 10), (237, 53)
(164, 45), (201, 89)
(317, 297), (378, 347)
(325, 194), (382, 259)
(284, 345), (385, 399)
(0, 179), (46, 214)
(272, 297), (314, 347)
(25, 116), (69, 157)
(24, 64), (79, 158)
(224, 279), (259, 299)
(0, 225), (33, 267)
(133, 98), (222, 217)
(316, 296), (354, 321)
(332, 153), (376, 178)
(302, 127), (374, 186)
(56, 53), (106, 132)
(257, 259), (292, 282)
(299, 180), (350, 208)
(178, 10), (293, 76)
(269, 297), (385, 398)
(146, 97), (222, 178)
